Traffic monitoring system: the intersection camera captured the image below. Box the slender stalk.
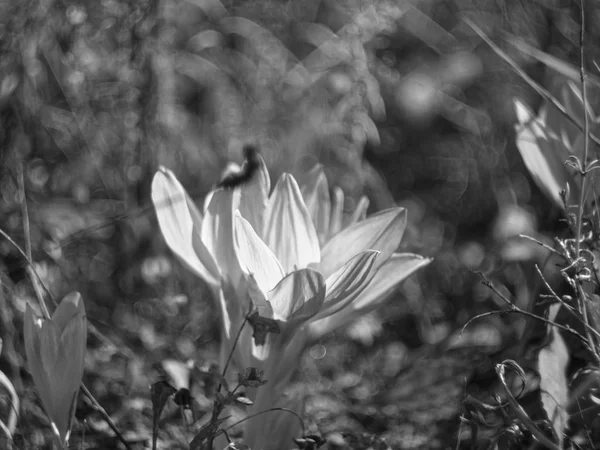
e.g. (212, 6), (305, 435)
(574, 0), (599, 360)
(220, 312), (251, 387)
(575, 0), (589, 277)
(223, 407), (305, 436)
(17, 163), (32, 266)
(16, 163), (52, 320)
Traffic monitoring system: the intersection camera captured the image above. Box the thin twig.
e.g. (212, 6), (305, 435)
(496, 363), (562, 450)
(518, 234), (562, 256)
(16, 163), (52, 320)
(535, 265), (600, 342)
(573, 0), (599, 361)
(79, 384), (132, 450)
(463, 276), (591, 351)
(462, 309), (589, 348)
(222, 407), (305, 437)
(17, 163), (32, 264)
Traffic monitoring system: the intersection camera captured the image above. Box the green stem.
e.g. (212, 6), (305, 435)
(574, 0), (599, 361)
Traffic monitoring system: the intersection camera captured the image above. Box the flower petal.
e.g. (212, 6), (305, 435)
(514, 99), (578, 210)
(237, 154), (270, 240)
(152, 168), (220, 286)
(201, 189), (241, 285)
(309, 253), (432, 339)
(247, 274), (275, 318)
(60, 310), (87, 393)
(234, 211), (285, 294)
(328, 187), (344, 240)
(319, 207), (407, 277)
(267, 268), (325, 323)
(51, 292), (83, 331)
(54, 315), (86, 441)
(345, 195), (369, 229)
(39, 319), (69, 435)
(263, 174), (321, 273)
(299, 164), (331, 246)
(24, 305), (54, 431)
(314, 250), (379, 321)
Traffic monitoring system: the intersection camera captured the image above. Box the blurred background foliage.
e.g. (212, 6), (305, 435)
(1, 0), (600, 448)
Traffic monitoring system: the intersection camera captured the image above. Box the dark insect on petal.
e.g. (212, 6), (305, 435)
(216, 146), (261, 190)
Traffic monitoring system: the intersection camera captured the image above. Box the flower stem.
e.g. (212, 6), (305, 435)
(574, 0), (599, 361)
(218, 310), (251, 393)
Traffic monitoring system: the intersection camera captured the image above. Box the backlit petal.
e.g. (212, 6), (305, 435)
(328, 187), (344, 240)
(54, 316), (86, 441)
(247, 274), (275, 318)
(267, 268), (325, 323)
(39, 320), (64, 433)
(263, 174), (320, 273)
(237, 154), (270, 239)
(315, 250), (378, 321)
(24, 305), (54, 432)
(60, 311), (86, 393)
(309, 253), (432, 339)
(319, 207), (407, 277)
(234, 211), (285, 294)
(51, 292), (82, 331)
(299, 164), (331, 246)
(514, 99), (577, 210)
(201, 189), (241, 285)
(152, 168), (220, 286)
(345, 195), (369, 228)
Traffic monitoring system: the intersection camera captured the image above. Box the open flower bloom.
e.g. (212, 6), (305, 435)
(298, 163), (432, 339)
(24, 292), (87, 447)
(514, 78), (600, 212)
(152, 156), (431, 450)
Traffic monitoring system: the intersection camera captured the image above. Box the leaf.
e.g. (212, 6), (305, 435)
(150, 381), (177, 450)
(538, 303), (569, 447)
(247, 312), (280, 346)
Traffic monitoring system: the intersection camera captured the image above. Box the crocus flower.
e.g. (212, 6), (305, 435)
(151, 156), (431, 449)
(298, 163), (432, 339)
(24, 292), (87, 448)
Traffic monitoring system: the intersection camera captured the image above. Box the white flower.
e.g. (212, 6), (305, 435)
(298, 164), (431, 339)
(151, 156), (431, 449)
